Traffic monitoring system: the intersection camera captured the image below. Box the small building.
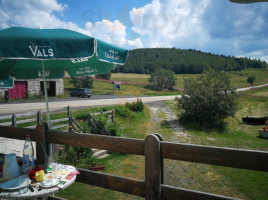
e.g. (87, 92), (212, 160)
(0, 79), (64, 99)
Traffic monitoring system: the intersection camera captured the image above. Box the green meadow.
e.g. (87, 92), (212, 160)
(63, 68), (268, 97)
(56, 85), (268, 200)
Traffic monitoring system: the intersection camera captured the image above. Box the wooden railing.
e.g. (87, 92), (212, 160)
(0, 111), (42, 128)
(0, 107), (114, 134)
(1, 125), (268, 200)
(88, 109), (114, 135)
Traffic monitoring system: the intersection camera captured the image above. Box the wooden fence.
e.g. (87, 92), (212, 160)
(0, 107), (114, 134)
(0, 111), (42, 128)
(88, 109), (114, 135)
(0, 125), (268, 200)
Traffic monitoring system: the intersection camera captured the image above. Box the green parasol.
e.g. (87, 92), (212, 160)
(0, 27), (128, 127)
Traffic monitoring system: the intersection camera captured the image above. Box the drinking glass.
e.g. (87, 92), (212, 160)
(18, 175), (29, 194)
(51, 162), (57, 175)
(47, 156), (55, 168)
(55, 164), (62, 179)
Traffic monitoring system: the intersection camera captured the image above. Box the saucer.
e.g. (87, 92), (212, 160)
(40, 179), (59, 188)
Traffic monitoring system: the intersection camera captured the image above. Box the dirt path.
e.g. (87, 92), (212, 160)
(146, 101), (194, 187)
(146, 101), (191, 143)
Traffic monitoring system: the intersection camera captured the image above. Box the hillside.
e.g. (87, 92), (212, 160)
(114, 48), (267, 74)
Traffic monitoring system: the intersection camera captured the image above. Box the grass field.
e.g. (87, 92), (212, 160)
(63, 68), (268, 97)
(54, 86), (268, 200)
(163, 86), (268, 200)
(111, 68), (268, 89)
(56, 106), (151, 200)
(8, 83), (257, 200)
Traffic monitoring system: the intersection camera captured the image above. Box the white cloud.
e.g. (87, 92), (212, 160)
(130, 0), (210, 48)
(239, 50), (268, 63)
(85, 19), (143, 49)
(1, 0), (267, 61)
(129, 0), (268, 62)
(0, 0), (69, 28)
(0, 0), (141, 49)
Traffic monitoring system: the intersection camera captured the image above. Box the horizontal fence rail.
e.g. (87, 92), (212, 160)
(0, 111), (42, 128)
(161, 142), (268, 172)
(77, 169), (146, 197)
(0, 108), (114, 134)
(46, 130), (144, 156)
(161, 185), (239, 200)
(0, 125), (267, 200)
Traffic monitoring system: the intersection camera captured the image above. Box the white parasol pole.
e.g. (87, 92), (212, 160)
(41, 60), (53, 156)
(41, 60), (51, 126)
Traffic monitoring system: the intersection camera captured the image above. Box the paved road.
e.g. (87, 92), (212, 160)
(0, 83), (267, 115)
(0, 95), (181, 115)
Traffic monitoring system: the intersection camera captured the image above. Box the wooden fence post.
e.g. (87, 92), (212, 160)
(37, 111), (42, 125)
(88, 113), (91, 127)
(111, 109), (114, 123)
(145, 134), (161, 200)
(42, 122), (52, 157)
(69, 116), (73, 132)
(153, 133), (164, 184)
(35, 125), (47, 165)
(67, 106), (70, 118)
(12, 113), (17, 127)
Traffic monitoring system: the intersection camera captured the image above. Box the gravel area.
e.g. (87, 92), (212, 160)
(146, 101), (194, 187)
(0, 138), (36, 158)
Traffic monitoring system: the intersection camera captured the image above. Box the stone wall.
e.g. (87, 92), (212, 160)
(0, 79), (64, 98)
(0, 88), (7, 97)
(28, 80), (41, 96)
(56, 79), (64, 96)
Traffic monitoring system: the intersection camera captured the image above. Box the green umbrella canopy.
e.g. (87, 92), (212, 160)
(0, 27), (128, 80)
(0, 27), (128, 133)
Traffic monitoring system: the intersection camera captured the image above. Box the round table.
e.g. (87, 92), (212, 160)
(0, 168), (76, 200)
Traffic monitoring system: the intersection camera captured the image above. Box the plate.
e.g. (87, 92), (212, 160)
(0, 176), (30, 190)
(40, 179), (59, 188)
(64, 165), (76, 172)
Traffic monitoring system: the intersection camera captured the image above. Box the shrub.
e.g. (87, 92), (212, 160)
(177, 69), (238, 129)
(95, 72), (111, 80)
(70, 76), (93, 88)
(95, 114), (108, 126)
(247, 76), (256, 85)
(57, 145), (93, 166)
(149, 68), (176, 89)
(74, 111), (89, 121)
(106, 122), (120, 136)
(115, 106), (130, 117)
(126, 98), (144, 112)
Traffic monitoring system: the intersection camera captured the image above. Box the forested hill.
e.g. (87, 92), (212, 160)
(113, 48), (267, 74)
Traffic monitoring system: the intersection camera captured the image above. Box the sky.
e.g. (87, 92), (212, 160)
(0, 0), (268, 62)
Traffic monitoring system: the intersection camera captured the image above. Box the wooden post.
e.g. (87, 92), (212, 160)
(12, 113), (17, 127)
(69, 116), (73, 132)
(67, 106), (70, 118)
(111, 109), (114, 123)
(145, 134), (161, 200)
(88, 113), (91, 127)
(42, 122), (51, 157)
(153, 133), (164, 184)
(35, 125), (47, 165)
(37, 111), (42, 125)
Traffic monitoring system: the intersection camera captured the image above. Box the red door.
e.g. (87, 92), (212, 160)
(8, 81), (27, 99)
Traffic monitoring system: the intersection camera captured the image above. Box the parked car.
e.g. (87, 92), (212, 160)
(70, 88), (91, 98)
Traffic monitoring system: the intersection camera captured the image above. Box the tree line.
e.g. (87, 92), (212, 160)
(113, 48), (267, 74)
